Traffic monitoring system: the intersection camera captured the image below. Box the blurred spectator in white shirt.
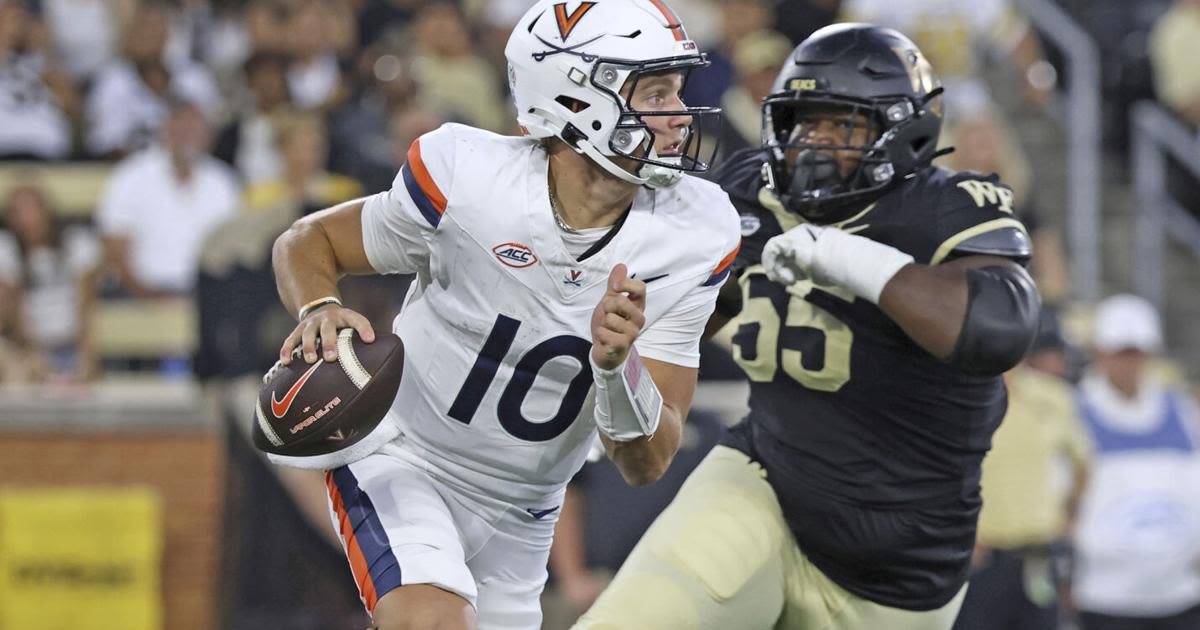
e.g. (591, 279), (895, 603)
(1072, 295), (1200, 630)
(0, 181), (100, 382)
(96, 100), (240, 296)
(0, 0), (79, 159)
(85, 0), (220, 158)
(39, 0), (127, 82)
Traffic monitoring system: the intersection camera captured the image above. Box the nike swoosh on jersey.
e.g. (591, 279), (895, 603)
(525, 506), (560, 520)
(632, 273), (670, 283)
(271, 360), (323, 418)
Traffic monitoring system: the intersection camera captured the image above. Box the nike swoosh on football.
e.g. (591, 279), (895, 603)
(271, 360), (323, 418)
(525, 506), (559, 520)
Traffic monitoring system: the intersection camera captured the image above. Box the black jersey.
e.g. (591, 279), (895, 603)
(714, 148), (1031, 610)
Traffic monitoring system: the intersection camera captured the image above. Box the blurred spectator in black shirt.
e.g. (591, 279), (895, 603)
(214, 51), (294, 184)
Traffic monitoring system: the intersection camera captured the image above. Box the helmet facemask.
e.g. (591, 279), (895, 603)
(590, 59), (721, 185)
(763, 89), (944, 222)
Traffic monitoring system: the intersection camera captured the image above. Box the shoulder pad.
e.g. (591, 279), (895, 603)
(950, 227), (1031, 262)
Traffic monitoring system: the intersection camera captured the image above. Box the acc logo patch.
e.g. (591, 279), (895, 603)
(493, 242), (539, 268)
(740, 215), (761, 236)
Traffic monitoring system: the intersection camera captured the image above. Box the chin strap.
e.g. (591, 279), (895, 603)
(574, 135), (649, 185)
(531, 106), (684, 189)
(576, 136), (685, 189)
(639, 159), (684, 188)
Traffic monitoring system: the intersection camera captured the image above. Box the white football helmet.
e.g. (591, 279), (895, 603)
(505, 0), (720, 188)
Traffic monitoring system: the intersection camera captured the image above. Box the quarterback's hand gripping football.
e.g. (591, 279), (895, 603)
(590, 264), (647, 370)
(280, 303), (376, 365)
(762, 224), (915, 304)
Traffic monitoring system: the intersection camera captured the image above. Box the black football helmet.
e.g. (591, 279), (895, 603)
(762, 23), (945, 222)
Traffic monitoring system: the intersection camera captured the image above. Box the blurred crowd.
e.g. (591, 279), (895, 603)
(3, 0), (1200, 380)
(1, 0), (1199, 629)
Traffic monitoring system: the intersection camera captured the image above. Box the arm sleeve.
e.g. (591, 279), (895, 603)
(947, 264), (1040, 376)
(635, 283), (721, 368)
(360, 125), (456, 275)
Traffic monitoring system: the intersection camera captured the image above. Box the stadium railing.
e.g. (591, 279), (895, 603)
(1130, 100), (1200, 307)
(1014, 0), (1103, 301)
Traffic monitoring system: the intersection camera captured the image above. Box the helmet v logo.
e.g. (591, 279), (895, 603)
(554, 2), (596, 41)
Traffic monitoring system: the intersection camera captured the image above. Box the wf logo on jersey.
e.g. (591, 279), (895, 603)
(493, 242), (539, 268)
(956, 180), (1014, 214)
(554, 2), (596, 40)
(563, 269), (583, 286)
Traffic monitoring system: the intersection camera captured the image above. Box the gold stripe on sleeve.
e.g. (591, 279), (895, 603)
(930, 218), (1029, 265)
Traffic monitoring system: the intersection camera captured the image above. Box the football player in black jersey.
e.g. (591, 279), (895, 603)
(574, 23), (1042, 630)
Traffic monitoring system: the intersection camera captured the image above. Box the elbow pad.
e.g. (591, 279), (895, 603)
(948, 265), (1041, 376)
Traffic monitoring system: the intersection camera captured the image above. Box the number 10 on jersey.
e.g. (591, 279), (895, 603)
(448, 314), (594, 442)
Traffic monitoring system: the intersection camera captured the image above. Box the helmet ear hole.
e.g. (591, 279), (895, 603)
(591, 120), (602, 131)
(555, 95), (591, 113)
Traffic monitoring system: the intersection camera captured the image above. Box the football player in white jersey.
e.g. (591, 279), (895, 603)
(269, 1), (741, 628)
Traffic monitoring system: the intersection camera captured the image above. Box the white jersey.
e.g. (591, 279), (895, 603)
(361, 123), (740, 505)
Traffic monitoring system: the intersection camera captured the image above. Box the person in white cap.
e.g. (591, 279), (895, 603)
(1072, 294), (1200, 630)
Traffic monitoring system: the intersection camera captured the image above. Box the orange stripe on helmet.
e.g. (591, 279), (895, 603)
(406, 138), (447, 215)
(647, 0), (686, 41)
(326, 472), (380, 612)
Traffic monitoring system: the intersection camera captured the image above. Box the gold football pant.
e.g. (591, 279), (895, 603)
(573, 446), (966, 630)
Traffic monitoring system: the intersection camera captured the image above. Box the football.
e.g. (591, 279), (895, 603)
(252, 329), (405, 457)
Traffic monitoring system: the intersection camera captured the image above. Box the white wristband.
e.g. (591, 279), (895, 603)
(589, 346), (662, 442)
(813, 230), (913, 304)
